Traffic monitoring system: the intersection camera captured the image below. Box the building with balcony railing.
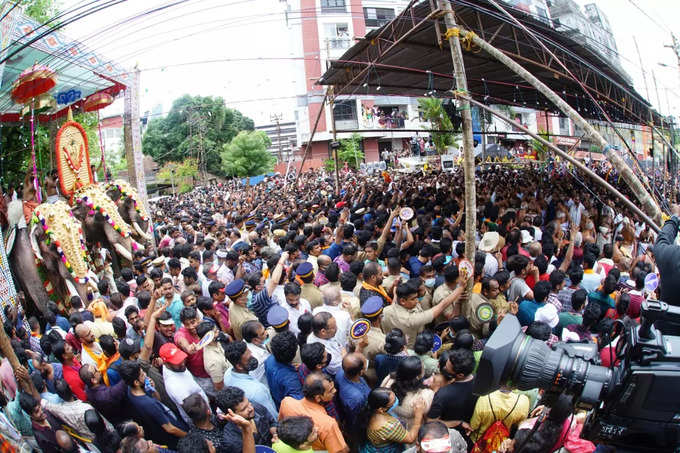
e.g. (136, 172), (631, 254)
(280, 0), (418, 170)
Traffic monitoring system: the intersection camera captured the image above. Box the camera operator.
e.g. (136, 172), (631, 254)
(653, 204), (680, 308)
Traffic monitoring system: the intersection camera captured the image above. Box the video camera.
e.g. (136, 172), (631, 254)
(473, 301), (680, 452)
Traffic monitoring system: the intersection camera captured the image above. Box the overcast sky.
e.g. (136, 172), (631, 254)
(60, 0), (680, 125)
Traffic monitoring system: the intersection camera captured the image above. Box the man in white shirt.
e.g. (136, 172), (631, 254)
(241, 320), (272, 385)
(314, 286), (351, 349)
(280, 282), (311, 336)
(306, 312), (345, 376)
(158, 343), (208, 426)
(567, 196), (586, 227)
(216, 249), (237, 285)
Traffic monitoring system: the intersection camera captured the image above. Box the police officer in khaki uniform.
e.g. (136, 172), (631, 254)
(297, 262), (324, 309)
(382, 276), (467, 349)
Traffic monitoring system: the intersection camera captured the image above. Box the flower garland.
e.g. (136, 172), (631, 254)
(63, 144), (84, 172)
(76, 194), (131, 239)
(76, 194), (142, 252)
(32, 209), (89, 284)
(107, 181), (150, 223)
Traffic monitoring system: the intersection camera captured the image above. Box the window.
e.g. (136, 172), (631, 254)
(321, 0), (345, 13)
(324, 23), (350, 49)
(363, 7), (395, 27)
(333, 100), (356, 122)
(559, 116), (570, 135)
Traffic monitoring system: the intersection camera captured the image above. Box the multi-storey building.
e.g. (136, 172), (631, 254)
(286, 0), (428, 170)
(255, 120), (298, 162)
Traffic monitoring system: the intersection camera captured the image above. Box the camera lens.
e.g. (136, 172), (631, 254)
(474, 315), (612, 406)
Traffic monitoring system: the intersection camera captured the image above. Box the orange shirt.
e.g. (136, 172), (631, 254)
(279, 397), (347, 453)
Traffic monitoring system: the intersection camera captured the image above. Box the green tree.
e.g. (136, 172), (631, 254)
(157, 158), (198, 194)
(21, 0), (61, 23)
(417, 97), (459, 154)
(325, 133), (365, 170)
(221, 131), (274, 182)
(338, 133), (365, 169)
(529, 129), (551, 161)
(142, 94), (254, 177)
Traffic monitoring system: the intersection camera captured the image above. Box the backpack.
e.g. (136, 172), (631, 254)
(471, 394), (520, 453)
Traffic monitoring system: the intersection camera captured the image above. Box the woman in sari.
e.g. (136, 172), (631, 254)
(359, 387), (425, 453)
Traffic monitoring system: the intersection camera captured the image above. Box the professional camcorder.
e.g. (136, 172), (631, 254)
(473, 301), (680, 452)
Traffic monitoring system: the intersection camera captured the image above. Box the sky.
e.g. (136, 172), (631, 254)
(57, 0), (680, 125)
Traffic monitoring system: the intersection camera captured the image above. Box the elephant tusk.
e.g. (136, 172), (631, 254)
(29, 224), (43, 261)
(65, 279), (80, 298)
(133, 222), (150, 241)
(114, 243), (133, 261)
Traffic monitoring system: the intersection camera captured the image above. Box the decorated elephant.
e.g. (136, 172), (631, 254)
(104, 180), (153, 244)
(5, 200), (93, 316)
(71, 184), (144, 272)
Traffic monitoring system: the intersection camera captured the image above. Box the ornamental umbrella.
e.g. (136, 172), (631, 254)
(11, 63), (57, 105)
(13, 63), (58, 203)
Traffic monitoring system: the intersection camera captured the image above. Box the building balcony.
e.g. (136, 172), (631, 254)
(326, 38), (351, 49)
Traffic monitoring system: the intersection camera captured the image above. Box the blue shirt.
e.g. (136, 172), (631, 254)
(409, 256), (426, 278)
(265, 356), (303, 409)
(322, 242), (343, 260)
(335, 370), (370, 422)
(164, 294), (184, 328)
(251, 289), (277, 327)
(517, 299), (545, 327)
(46, 315), (70, 333)
(224, 370), (278, 419)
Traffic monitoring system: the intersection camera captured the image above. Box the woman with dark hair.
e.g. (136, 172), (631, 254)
(358, 387), (425, 453)
(412, 331), (438, 377)
(374, 329), (411, 384)
(381, 356), (434, 429)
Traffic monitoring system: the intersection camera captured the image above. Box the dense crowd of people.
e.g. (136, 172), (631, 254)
(0, 162), (672, 453)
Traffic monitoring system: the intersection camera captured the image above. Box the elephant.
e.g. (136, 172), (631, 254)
(104, 180), (153, 245)
(5, 200), (93, 316)
(71, 184), (144, 273)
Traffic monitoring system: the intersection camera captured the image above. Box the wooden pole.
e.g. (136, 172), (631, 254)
(458, 93), (661, 233)
(294, 93), (328, 187)
(439, 0), (476, 266)
(329, 87), (340, 196)
(0, 326), (36, 395)
(452, 27), (663, 224)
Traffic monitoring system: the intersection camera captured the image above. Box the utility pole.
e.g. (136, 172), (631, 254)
(665, 33), (680, 88)
(270, 113), (284, 162)
(633, 36), (651, 101)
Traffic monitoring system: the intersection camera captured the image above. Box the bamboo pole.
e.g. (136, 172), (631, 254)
(294, 93), (328, 187)
(450, 27), (663, 224)
(457, 92), (661, 233)
(439, 0), (476, 266)
(0, 325), (36, 395)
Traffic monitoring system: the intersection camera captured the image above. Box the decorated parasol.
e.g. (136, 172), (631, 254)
(11, 63), (57, 105)
(12, 63), (58, 204)
(83, 92), (114, 182)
